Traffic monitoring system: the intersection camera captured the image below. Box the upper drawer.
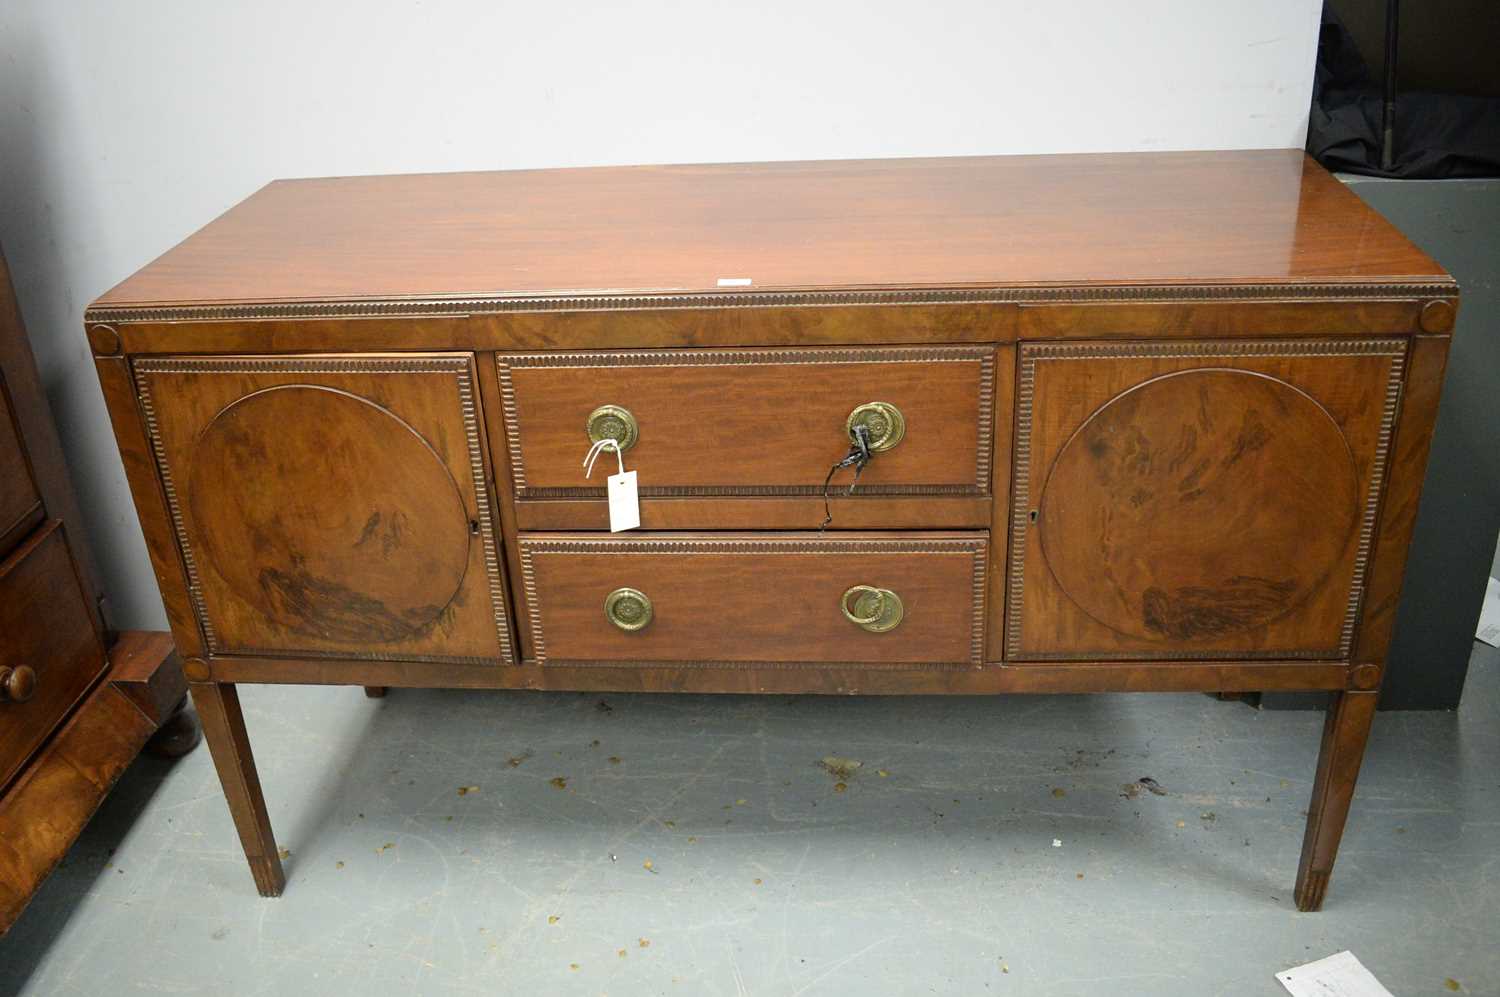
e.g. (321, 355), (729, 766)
(1, 522), (108, 789)
(496, 347), (996, 500)
(0, 377), (43, 552)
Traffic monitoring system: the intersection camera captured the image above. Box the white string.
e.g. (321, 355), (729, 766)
(583, 437), (626, 479)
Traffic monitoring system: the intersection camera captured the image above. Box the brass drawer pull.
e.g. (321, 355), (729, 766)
(841, 585), (904, 633)
(845, 401), (904, 452)
(586, 405), (639, 453)
(604, 587), (653, 631)
(0, 665), (37, 704)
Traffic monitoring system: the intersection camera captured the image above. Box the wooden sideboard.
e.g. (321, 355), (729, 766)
(85, 150), (1458, 911)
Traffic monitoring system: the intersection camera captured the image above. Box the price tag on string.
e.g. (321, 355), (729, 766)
(583, 438), (640, 532)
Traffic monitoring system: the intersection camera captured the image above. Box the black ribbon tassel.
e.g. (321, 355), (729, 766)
(820, 424), (872, 532)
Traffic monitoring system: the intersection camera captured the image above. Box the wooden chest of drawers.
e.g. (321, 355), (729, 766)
(1, 246), (187, 933)
(86, 150), (1458, 910)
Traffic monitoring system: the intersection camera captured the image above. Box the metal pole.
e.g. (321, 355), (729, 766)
(1381, 0), (1399, 171)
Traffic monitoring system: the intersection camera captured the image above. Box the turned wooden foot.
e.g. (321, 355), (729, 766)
(190, 682), (285, 897)
(1294, 690), (1377, 911)
(363, 686), (388, 698)
(145, 695), (203, 758)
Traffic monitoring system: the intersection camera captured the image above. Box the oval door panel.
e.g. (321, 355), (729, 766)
(188, 385), (471, 643)
(1037, 369), (1360, 642)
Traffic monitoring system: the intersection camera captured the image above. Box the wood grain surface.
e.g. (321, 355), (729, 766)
(92, 151), (1446, 312)
(518, 533), (987, 668)
(133, 355), (512, 664)
(498, 347), (993, 498)
(0, 523), (108, 790)
(1010, 340), (1406, 660)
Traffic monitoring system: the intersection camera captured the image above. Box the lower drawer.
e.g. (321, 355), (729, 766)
(517, 533), (988, 668)
(0, 522), (108, 789)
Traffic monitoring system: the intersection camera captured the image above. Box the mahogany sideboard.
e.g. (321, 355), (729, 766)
(85, 150), (1458, 911)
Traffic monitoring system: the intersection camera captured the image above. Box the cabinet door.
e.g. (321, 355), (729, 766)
(1007, 339), (1407, 661)
(135, 355), (512, 664)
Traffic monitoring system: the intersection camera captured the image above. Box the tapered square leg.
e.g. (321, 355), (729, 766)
(363, 686), (388, 698)
(190, 682), (285, 897)
(1294, 690), (1378, 911)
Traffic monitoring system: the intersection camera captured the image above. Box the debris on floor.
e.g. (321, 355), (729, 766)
(1123, 776), (1169, 799)
(457, 785), (479, 796)
(820, 756), (863, 779)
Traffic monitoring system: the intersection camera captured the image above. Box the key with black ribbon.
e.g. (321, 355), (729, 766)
(820, 423), (872, 532)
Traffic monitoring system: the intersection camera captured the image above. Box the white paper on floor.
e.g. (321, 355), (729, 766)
(1477, 576), (1500, 647)
(1276, 951), (1394, 997)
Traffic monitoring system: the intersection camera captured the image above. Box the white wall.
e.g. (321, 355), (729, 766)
(0, 0), (1323, 630)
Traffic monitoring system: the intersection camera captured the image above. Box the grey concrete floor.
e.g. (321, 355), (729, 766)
(3, 649), (1497, 997)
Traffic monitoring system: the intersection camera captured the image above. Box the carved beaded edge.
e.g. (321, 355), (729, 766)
(517, 537), (988, 670)
(85, 281), (1458, 324)
(132, 355), (515, 665)
(1005, 338), (1408, 661)
(496, 347), (995, 498)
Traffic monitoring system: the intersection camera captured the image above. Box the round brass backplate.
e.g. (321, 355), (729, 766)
(586, 405), (639, 452)
(604, 587), (653, 631)
(845, 401), (905, 452)
(841, 585), (904, 633)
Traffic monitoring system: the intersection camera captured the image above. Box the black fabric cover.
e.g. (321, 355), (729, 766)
(1307, 6), (1500, 179)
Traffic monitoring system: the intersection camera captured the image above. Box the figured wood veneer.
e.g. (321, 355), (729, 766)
(1009, 340), (1406, 661)
(133, 356), (512, 664)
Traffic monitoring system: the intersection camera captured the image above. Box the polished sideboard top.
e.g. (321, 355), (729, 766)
(91, 150), (1450, 322)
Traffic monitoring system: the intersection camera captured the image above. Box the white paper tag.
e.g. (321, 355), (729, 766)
(1277, 951), (1394, 997)
(607, 470), (640, 532)
(716, 277), (752, 287)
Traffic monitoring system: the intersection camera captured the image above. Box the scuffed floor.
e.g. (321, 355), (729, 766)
(3, 646), (1496, 996)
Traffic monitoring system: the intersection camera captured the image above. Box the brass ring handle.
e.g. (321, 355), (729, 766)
(586, 405), (639, 453)
(0, 665), (37, 704)
(845, 401), (905, 452)
(604, 587), (653, 631)
(841, 585), (904, 633)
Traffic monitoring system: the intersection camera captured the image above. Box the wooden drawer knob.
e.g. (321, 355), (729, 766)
(845, 402), (905, 452)
(841, 585), (904, 632)
(586, 405), (639, 453)
(0, 665), (37, 703)
(604, 588), (653, 631)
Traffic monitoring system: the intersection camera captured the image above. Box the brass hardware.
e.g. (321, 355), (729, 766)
(845, 402), (905, 452)
(604, 587), (653, 631)
(840, 585), (904, 632)
(0, 665), (37, 704)
(586, 405), (639, 452)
